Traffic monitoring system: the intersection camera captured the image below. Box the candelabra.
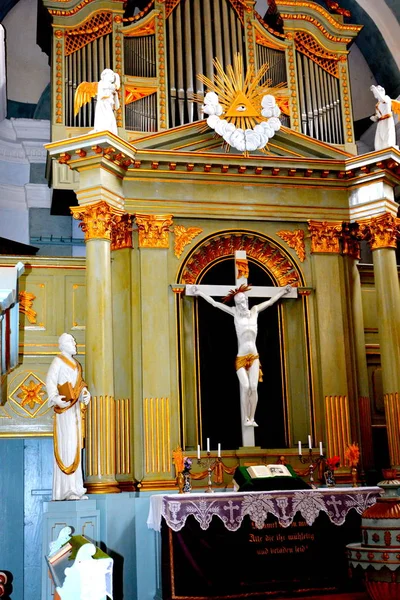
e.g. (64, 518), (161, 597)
(298, 449), (324, 489)
(197, 452), (221, 493)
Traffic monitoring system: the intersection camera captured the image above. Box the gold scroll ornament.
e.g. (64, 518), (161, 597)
(173, 225), (202, 258)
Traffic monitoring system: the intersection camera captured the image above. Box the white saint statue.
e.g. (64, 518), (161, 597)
(74, 68), (120, 135)
(46, 333), (91, 501)
(370, 85), (399, 150)
(193, 283), (292, 428)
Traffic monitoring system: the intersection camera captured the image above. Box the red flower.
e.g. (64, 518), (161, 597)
(326, 456), (340, 471)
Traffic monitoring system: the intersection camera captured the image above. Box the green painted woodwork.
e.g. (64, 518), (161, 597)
(85, 239), (114, 397)
(372, 248), (400, 394)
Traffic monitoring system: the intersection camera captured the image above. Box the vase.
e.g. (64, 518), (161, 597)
(324, 469), (336, 487)
(351, 466), (358, 487)
(177, 471), (185, 493)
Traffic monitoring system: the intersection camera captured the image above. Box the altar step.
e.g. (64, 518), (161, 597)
(279, 593), (369, 600)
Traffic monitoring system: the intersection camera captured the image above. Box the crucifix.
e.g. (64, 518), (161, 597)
(186, 251), (297, 447)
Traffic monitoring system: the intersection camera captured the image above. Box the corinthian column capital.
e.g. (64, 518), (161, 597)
(111, 213), (133, 251)
(359, 213), (400, 250)
(135, 213), (173, 248)
(308, 220), (343, 254)
(71, 201), (124, 241)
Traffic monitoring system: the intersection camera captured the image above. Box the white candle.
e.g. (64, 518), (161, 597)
(218, 443), (221, 458)
(319, 441), (323, 456)
(298, 441), (302, 455)
(308, 435), (312, 449)
(197, 444), (201, 460)
(207, 438), (210, 453)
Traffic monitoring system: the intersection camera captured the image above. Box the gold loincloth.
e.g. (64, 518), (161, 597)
(235, 353), (263, 382)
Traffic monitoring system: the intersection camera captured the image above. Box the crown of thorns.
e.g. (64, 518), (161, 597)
(222, 284), (252, 304)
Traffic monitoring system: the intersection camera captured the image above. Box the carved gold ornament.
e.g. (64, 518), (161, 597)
(236, 258), (249, 279)
(308, 220), (343, 253)
(17, 380), (46, 409)
(277, 230), (306, 262)
(135, 213), (173, 249)
(111, 214), (133, 251)
(19, 291), (37, 324)
(342, 223), (361, 260)
(8, 371), (50, 419)
(173, 225), (203, 258)
(195, 54), (287, 153)
(71, 201), (124, 241)
(359, 213), (399, 251)
(181, 233), (301, 288)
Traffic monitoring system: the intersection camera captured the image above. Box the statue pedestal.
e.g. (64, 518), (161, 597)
(41, 500), (100, 600)
(241, 426), (255, 447)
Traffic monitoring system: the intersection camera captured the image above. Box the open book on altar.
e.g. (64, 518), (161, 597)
(247, 464), (292, 478)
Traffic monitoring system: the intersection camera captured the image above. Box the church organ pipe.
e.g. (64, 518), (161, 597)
(125, 93), (157, 132)
(166, 0), (245, 127)
(256, 45), (287, 88)
(184, 0), (194, 123)
(123, 35), (156, 78)
(296, 52), (344, 144)
(64, 33), (113, 128)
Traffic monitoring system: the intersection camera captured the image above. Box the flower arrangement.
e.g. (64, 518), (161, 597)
(325, 456), (340, 471)
(345, 442), (360, 468)
(183, 457), (192, 472)
(172, 447), (192, 475)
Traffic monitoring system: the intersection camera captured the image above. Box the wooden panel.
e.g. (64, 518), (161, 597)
(65, 275), (86, 332)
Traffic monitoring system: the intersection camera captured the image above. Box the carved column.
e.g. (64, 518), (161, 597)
(342, 225), (373, 470)
(111, 214), (135, 490)
(360, 213), (400, 467)
(134, 213), (177, 488)
(71, 200), (123, 493)
(308, 220), (355, 461)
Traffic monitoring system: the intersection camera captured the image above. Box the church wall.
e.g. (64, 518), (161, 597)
(0, 256), (86, 436)
(3, 0), (50, 105)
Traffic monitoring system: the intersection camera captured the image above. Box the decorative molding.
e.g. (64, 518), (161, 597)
(180, 232), (301, 287)
(173, 225), (202, 258)
(25, 184), (52, 209)
(19, 291), (37, 324)
(325, 395), (351, 465)
(111, 213), (133, 251)
(115, 398), (131, 476)
(71, 201), (124, 241)
(276, 229), (306, 262)
(143, 397), (171, 474)
(384, 393), (400, 467)
(308, 220), (343, 253)
(135, 213), (173, 248)
(22, 141), (48, 164)
(359, 213), (399, 250)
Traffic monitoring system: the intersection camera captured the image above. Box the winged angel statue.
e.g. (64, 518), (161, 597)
(370, 84), (400, 150)
(74, 68), (120, 135)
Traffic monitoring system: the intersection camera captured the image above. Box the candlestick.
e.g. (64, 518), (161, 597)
(207, 438), (210, 453)
(298, 441), (302, 455)
(197, 444), (201, 460)
(308, 435), (312, 449)
(218, 443), (221, 458)
(319, 441), (323, 456)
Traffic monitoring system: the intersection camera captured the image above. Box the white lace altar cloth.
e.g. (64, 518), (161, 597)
(147, 487), (382, 532)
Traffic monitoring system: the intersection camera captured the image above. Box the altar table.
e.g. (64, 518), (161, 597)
(147, 487), (381, 599)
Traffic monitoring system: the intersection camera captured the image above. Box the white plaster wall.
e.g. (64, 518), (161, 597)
(354, 0), (400, 71)
(348, 44), (377, 121)
(0, 207), (29, 244)
(3, 0), (50, 103)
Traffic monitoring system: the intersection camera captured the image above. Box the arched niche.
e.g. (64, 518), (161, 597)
(175, 231), (312, 452)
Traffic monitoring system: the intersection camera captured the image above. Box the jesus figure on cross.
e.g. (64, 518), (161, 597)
(191, 282), (292, 429)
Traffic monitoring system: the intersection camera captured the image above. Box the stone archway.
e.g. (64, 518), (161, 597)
(179, 231), (303, 287)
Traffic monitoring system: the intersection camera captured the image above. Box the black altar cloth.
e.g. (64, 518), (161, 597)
(148, 487), (381, 599)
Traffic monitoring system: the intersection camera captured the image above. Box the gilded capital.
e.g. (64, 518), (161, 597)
(111, 213), (133, 251)
(342, 223), (361, 260)
(308, 220), (343, 254)
(71, 201), (124, 241)
(359, 213), (399, 251)
(135, 213), (173, 248)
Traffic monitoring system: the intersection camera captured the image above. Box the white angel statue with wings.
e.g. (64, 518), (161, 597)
(370, 84), (400, 151)
(74, 68), (120, 135)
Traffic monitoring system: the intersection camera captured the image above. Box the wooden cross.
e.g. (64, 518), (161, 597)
(185, 251), (297, 448)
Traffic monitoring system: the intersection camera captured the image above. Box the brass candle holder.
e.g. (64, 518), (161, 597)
(299, 448), (324, 489)
(197, 452), (221, 493)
